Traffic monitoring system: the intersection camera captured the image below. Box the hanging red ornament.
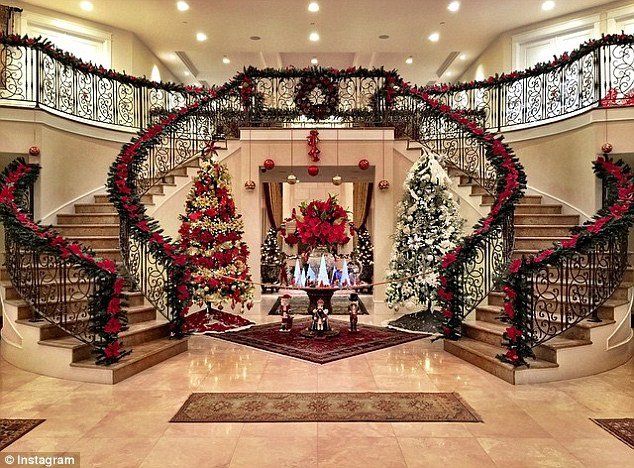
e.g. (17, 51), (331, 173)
(264, 159), (275, 170)
(601, 142), (613, 154)
(307, 165), (319, 177)
(306, 129), (321, 162)
(28, 146), (40, 156)
(358, 159), (370, 170)
(244, 180), (256, 191)
(378, 179), (390, 191)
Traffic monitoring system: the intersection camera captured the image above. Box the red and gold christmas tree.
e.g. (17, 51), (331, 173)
(178, 147), (253, 310)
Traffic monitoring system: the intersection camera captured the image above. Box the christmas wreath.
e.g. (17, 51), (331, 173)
(294, 75), (339, 120)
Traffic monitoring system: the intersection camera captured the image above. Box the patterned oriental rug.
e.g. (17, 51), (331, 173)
(591, 418), (634, 448)
(0, 419), (45, 450)
(210, 318), (430, 364)
(171, 392), (482, 423)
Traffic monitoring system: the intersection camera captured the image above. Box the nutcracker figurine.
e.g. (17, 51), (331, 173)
(279, 294), (293, 332)
(310, 298), (331, 333)
(348, 293), (360, 332)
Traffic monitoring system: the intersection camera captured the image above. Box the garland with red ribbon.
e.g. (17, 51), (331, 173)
(424, 33), (634, 95)
(0, 159), (128, 364)
(497, 156), (634, 366)
(307, 129), (320, 162)
(394, 82), (526, 340)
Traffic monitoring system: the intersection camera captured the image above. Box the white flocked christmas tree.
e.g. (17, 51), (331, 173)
(385, 149), (463, 311)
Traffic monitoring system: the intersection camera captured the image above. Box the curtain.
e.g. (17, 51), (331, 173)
(263, 182), (283, 229)
(353, 182), (373, 229)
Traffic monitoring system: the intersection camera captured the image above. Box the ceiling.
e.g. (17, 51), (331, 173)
(20, 0), (620, 86)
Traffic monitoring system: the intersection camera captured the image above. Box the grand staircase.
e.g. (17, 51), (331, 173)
(443, 174), (634, 384)
(0, 156), (204, 383)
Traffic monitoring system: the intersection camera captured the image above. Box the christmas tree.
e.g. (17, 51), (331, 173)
(385, 150), (463, 311)
(178, 149), (253, 310)
(353, 225), (374, 283)
(260, 226), (284, 285)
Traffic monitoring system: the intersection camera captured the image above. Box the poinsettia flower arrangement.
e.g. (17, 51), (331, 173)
(0, 159), (128, 365)
(497, 156), (634, 367)
(281, 195), (354, 248)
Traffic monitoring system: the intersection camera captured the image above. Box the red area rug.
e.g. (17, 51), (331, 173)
(210, 318), (429, 364)
(184, 309), (254, 334)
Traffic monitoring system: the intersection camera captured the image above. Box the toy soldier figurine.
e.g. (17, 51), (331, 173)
(279, 294), (293, 332)
(311, 298), (331, 333)
(348, 293), (360, 332)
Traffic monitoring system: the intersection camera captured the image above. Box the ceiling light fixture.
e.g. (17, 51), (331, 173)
(311, 57), (318, 65)
(428, 32), (440, 42)
(222, 56), (230, 64)
(79, 1), (93, 11)
(196, 32), (207, 42)
(250, 36), (261, 41)
(541, 1), (555, 11)
(447, 1), (460, 12)
(379, 34), (390, 40)
(459, 53), (466, 60)
(405, 56), (413, 65)
(176, 1), (189, 11)
(446, 71), (453, 77)
(308, 2), (319, 12)
(309, 31), (320, 42)
(184, 70), (191, 76)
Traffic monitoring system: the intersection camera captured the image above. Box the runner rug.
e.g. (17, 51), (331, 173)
(591, 418), (634, 448)
(210, 318), (429, 364)
(171, 392), (482, 423)
(0, 419), (45, 450)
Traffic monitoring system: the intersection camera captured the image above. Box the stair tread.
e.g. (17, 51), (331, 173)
(70, 337), (186, 370)
(75, 203), (113, 207)
(489, 290), (630, 307)
(514, 224), (577, 228)
(15, 304), (155, 328)
(447, 337), (559, 370)
(475, 306), (616, 330)
(38, 319), (169, 349)
(55, 224), (120, 227)
(515, 236), (571, 240)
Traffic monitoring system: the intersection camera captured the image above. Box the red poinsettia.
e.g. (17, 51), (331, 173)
(282, 195), (353, 248)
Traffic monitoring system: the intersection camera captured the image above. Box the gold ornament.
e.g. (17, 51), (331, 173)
(378, 179), (390, 191)
(244, 180), (256, 190)
(287, 174), (298, 184)
(332, 174), (343, 186)
(601, 142), (613, 154)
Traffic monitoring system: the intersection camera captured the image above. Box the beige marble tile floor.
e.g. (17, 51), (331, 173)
(0, 332), (632, 467)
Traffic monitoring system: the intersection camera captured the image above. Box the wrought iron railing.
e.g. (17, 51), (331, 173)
(0, 33), (202, 131)
(426, 34), (634, 131)
(498, 156), (633, 366)
(391, 92), (525, 337)
(0, 158), (128, 364)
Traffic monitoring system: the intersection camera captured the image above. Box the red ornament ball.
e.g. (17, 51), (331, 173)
(601, 142), (613, 154)
(307, 165), (319, 177)
(378, 179), (390, 191)
(264, 159), (275, 170)
(244, 180), (256, 191)
(358, 159), (370, 170)
(28, 146), (40, 156)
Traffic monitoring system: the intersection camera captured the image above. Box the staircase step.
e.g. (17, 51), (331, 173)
(488, 290), (629, 314)
(443, 338), (558, 384)
(71, 337), (188, 384)
(482, 194), (543, 205)
(74, 203), (117, 214)
(514, 236), (570, 250)
(514, 225), (575, 237)
(512, 204), (562, 215)
(57, 213), (119, 225)
(121, 290), (146, 307)
(92, 248), (122, 261)
(55, 224), (120, 236)
(94, 194), (154, 204)
(64, 236), (119, 249)
(39, 319), (171, 362)
(514, 214), (580, 225)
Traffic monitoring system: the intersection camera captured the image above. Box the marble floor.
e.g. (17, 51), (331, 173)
(0, 326), (632, 467)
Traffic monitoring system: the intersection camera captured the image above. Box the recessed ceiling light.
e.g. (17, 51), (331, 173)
(79, 1), (93, 11)
(196, 32), (207, 42)
(250, 35), (261, 41)
(459, 53), (466, 61)
(428, 32), (440, 42)
(184, 70), (191, 76)
(446, 71), (453, 77)
(308, 2), (319, 12)
(405, 56), (413, 65)
(379, 34), (390, 40)
(176, 1), (189, 11)
(541, 1), (555, 11)
(222, 56), (230, 64)
(311, 57), (318, 65)
(447, 1), (460, 12)
(309, 31), (320, 42)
